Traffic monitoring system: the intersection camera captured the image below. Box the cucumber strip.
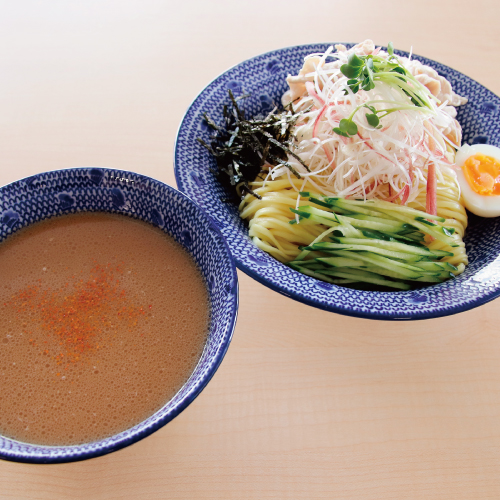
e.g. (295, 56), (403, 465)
(292, 206), (411, 234)
(360, 229), (426, 246)
(352, 264), (424, 281)
(290, 208), (340, 228)
(334, 217), (364, 238)
(318, 252), (424, 278)
(311, 197), (394, 219)
(412, 273), (454, 283)
(289, 261), (328, 272)
(396, 229), (422, 237)
(307, 197), (356, 215)
(290, 207), (370, 236)
(309, 242), (426, 262)
(288, 259), (321, 267)
(331, 230), (344, 236)
(318, 259), (448, 283)
(366, 209), (458, 245)
(359, 228), (393, 241)
(345, 213), (411, 229)
(335, 213), (407, 233)
(319, 267), (411, 290)
(310, 256), (366, 268)
(321, 196), (446, 222)
(403, 261), (441, 271)
(411, 269), (449, 278)
(290, 265), (338, 284)
(302, 263), (331, 271)
(345, 263), (446, 283)
(444, 261), (459, 271)
(354, 251), (434, 272)
(328, 237), (453, 258)
(414, 261), (458, 272)
(393, 231), (426, 242)
(329, 237), (430, 254)
(415, 217), (437, 226)
(294, 225), (339, 261)
(329, 279), (358, 284)
(336, 263), (445, 282)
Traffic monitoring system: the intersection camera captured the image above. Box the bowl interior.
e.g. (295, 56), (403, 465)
(175, 43), (500, 320)
(0, 167), (238, 463)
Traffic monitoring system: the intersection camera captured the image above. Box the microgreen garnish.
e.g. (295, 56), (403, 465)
(333, 119), (358, 137)
(333, 42), (436, 137)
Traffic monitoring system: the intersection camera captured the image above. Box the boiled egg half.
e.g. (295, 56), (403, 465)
(455, 144), (500, 217)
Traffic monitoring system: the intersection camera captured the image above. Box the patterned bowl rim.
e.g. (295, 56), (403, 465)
(174, 43), (500, 321)
(0, 167), (239, 464)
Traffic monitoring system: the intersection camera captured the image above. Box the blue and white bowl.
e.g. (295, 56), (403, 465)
(0, 167), (238, 463)
(175, 43), (500, 321)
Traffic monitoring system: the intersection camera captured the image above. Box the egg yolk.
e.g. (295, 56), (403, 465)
(462, 153), (500, 196)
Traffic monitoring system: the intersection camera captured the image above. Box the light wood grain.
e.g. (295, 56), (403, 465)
(1, 1), (500, 498)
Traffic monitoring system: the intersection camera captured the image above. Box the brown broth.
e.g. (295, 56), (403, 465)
(0, 212), (210, 446)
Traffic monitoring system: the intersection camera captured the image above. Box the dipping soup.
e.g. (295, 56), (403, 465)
(0, 212), (210, 446)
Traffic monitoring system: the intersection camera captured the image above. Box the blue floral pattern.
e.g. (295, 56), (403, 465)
(265, 58), (284, 74)
(480, 101), (498, 114)
(258, 93), (275, 112)
(225, 80), (244, 94)
(471, 135), (489, 145)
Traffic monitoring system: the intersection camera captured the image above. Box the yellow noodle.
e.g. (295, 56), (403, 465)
(240, 168), (469, 271)
(408, 167), (468, 270)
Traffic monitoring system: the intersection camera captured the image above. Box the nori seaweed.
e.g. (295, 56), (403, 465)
(197, 90), (304, 203)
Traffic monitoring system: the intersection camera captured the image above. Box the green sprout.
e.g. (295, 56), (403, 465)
(332, 43), (436, 138)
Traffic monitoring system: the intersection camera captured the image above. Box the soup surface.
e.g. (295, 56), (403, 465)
(0, 212), (210, 446)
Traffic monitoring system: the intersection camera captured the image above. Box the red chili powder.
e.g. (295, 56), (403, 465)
(7, 262), (147, 367)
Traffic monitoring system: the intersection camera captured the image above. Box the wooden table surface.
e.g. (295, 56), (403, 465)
(1, 1), (500, 498)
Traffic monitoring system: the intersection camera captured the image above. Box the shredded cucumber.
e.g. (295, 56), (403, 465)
(288, 194), (459, 290)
